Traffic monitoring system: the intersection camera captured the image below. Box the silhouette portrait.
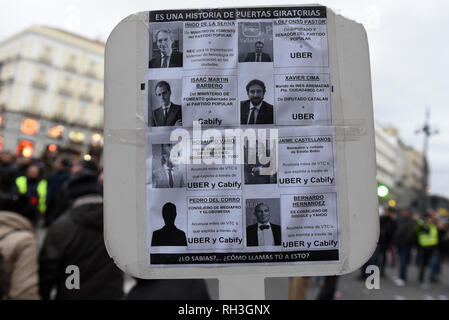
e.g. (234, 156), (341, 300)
(151, 202), (187, 246)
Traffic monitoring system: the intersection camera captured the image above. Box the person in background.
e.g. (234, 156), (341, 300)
(429, 219), (449, 283)
(0, 191), (40, 300)
(14, 156), (32, 178)
(126, 279), (210, 300)
(39, 159), (123, 299)
(378, 207), (397, 277)
(288, 277), (310, 300)
(44, 156), (71, 226)
(316, 276), (339, 300)
(0, 152), (18, 194)
(40, 148), (59, 180)
(44, 158), (98, 225)
(416, 212), (439, 284)
(11, 165), (47, 226)
(392, 208), (417, 286)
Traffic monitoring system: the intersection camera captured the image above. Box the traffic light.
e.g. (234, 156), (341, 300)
(377, 184), (389, 198)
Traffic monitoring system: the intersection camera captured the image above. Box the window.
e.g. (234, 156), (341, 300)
(39, 46), (52, 64)
(32, 69), (47, 90)
(65, 54), (77, 72)
(86, 60), (97, 78)
(78, 105), (87, 124)
(29, 94), (41, 113)
(56, 101), (66, 119)
(59, 77), (73, 97)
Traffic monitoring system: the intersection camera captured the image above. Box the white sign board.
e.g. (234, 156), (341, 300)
(104, 4), (378, 297)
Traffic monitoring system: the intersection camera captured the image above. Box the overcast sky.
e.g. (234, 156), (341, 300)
(1, 0), (448, 199)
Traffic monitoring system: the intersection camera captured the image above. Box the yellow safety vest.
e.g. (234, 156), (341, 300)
(15, 176), (48, 214)
(417, 220), (438, 247)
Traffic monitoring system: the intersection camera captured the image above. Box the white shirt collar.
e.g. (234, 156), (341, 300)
(250, 101), (262, 111)
(161, 102), (172, 110)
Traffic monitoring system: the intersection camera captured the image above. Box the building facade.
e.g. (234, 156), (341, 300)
(0, 25), (104, 158)
(375, 123), (428, 209)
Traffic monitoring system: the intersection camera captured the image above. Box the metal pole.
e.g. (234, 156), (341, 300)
(419, 109), (429, 215)
(418, 108), (438, 216)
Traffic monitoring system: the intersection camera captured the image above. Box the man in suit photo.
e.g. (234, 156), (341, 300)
(151, 202), (187, 246)
(151, 81), (182, 127)
(246, 202), (281, 247)
(244, 140), (277, 185)
(244, 41), (272, 62)
(240, 79), (274, 125)
(152, 144), (185, 188)
(149, 28), (183, 68)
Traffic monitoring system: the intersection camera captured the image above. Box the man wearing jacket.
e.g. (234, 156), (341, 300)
(151, 81), (182, 127)
(0, 192), (40, 300)
(149, 28), (183, 68)
(416, 212), (439, 284)
(246, 202), (281, 247)
(393, 208), (417, 285)
(244, 41), (272, 62)
(39, 160), (123, 299)
(12, 165), (47, 226)
(240, 79), (273, 125)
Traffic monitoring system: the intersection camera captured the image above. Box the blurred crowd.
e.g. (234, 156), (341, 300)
(288, 207), (449, 300)
(0, 150), (209, 300)
(360, 207), (449, 286)
(2, 148), (448, 300)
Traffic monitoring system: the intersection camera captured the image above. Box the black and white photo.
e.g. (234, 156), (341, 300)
(149, 23), (183, 68)
(240, 79), (274, 125)
(152, 143), (185, 188)
(149, 79), (182, 127)
(243, 139), (277, 185)
(245, 198), (281, 247)
(151, 202), (187, 246)
(238, 22), (273, 63)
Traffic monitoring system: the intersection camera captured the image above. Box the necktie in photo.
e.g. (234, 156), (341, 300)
(162, 56), (169, 68)
(163, 107), (168, 125)
(168, 167), (174, 188)
(259, 224), (269, 230)
(248, 108), (256, 124)
(257, 53), (261, 62)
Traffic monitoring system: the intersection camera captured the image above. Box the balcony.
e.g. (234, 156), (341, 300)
(38, 56), (52, 66)
(58, 88), (73, 97)
(31, 81), (47, 91)
(84, 70), (97, 79)
(64, 65), (77, 73)
(78, 93), (93, 103)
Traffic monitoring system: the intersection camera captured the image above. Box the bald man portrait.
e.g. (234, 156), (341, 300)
(246, 202), (281, 247)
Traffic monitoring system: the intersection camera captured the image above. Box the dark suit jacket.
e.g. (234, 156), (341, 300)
(151, 225), (187, 246)
(152, 165), (185, 188)
(244, 52), (272, 62)
(240, 100), (274, 125)
(149, 51), (183, 68)
(246, 223), (281, 247)
(151, 103), (182, 127)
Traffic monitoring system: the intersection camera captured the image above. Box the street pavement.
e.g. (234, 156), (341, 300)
(263, 260), (449, 300)
(37, 226), (449, 300)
